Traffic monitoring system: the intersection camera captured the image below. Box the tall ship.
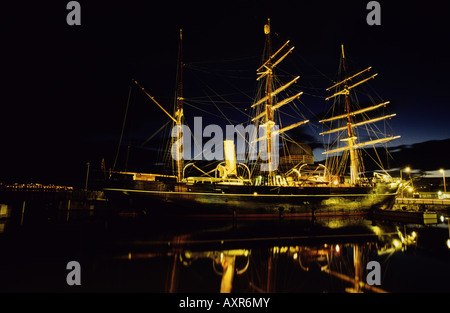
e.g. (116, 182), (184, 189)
(104, 20), (401, 218)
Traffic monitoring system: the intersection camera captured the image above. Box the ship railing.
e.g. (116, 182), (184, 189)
(184, 176), (250, 186)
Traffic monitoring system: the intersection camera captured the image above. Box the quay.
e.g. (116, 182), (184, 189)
(0, 183), (106, 202)
(373, 197), (450, 224)
(396, 197), (450, 207)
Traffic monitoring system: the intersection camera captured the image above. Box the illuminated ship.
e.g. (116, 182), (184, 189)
(104, 20), (400, 218)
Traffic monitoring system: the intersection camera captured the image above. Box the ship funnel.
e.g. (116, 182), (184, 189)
(223, 140), (237, 178)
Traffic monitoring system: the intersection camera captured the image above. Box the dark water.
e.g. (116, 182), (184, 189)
(0, 198), (449, 293)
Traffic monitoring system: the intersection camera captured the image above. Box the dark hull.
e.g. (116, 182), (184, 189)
(104, 179), (398, 218)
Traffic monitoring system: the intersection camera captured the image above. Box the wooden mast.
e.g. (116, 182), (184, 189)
(264, 19), (276, 184)
(132, 31), (185, 182)
(341, 45), (359, 185)
(252, 19), (308, 185)
(321, 45), (400, 184)
(174, 29), (184, 182)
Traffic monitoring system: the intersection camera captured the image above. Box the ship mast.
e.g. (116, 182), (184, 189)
(341, 45), (359, 185)
(253, 19), (307, 185)
(321, 45), (400, 185)
(174, 29), (184, 182)
(264, 19), (276, 183)
(132, 30), (185, 182)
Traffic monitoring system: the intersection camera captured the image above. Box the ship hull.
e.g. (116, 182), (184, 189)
(104, 179), (398, 218)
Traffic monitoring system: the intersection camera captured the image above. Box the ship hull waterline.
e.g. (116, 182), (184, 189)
(104, 182), (398, 220)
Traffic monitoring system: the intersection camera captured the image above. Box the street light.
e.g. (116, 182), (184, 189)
(405, 167), (413, 189)
(404, 167), (411, 182)
(400, 166), (411, 182)
(439, 169), (446, 193)
(401, 167), (411, 198)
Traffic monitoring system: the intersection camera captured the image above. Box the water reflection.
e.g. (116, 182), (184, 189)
(111, 218), (420, 293)
(108, 215), (438, 293)
(0, 199), (449, 293)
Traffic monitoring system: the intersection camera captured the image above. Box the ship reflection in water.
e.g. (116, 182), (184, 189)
(112, 216), (446, 293)
(0, 201), (449, 293)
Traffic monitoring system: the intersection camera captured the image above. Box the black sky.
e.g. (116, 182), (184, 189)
(2, 0), (450, 186)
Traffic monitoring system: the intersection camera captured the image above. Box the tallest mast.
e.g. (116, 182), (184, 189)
(253, 19), (307, 185)
(264, 19), (276, 183)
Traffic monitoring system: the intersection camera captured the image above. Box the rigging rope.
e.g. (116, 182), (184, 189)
(140, 120), (172, 148)
(112, 81), (133, 171)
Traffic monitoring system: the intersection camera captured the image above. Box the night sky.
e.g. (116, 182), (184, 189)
(2, 0), (450, 186)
